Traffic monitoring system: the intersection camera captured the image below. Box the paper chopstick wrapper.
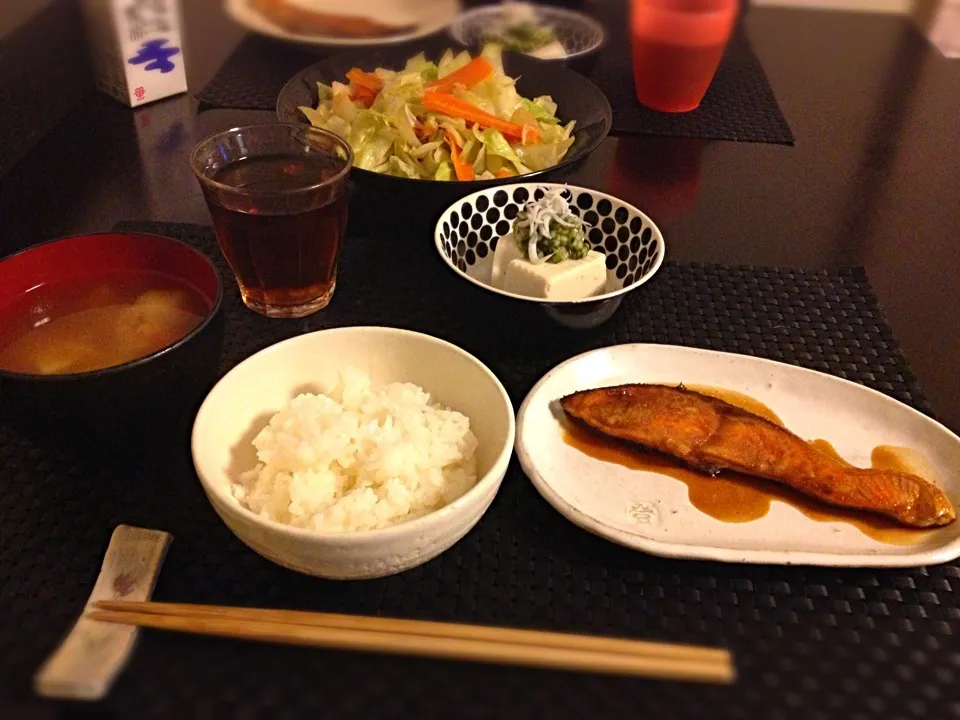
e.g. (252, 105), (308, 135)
(80, 0), (188, 107)
(34, 525), (172, 700)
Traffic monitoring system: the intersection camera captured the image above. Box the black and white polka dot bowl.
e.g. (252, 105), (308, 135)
(434, 183), (665, 330)
(449, 4), (606, 73)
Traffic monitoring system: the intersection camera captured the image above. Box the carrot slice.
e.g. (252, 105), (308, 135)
(495, 168), (515, 179)
(349, 84), (378, 108)
(520, 124), (541, 146)
(424, 92), (540, 143)
(345, 68), (383, 92)
(445, 130), (475, 181)
(426, 57), (494, 93)
(346, 68), (382, 107)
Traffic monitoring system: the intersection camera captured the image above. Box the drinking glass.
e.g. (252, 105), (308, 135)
(190, 123), (353, 318)
(631, 0), (738, 113)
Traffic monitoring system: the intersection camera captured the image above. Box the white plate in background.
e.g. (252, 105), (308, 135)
(226, 0), (461, 48)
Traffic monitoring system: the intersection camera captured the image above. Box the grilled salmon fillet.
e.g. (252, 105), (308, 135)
(560, 384), (955, 528)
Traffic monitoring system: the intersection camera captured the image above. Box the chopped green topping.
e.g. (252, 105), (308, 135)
(513, 203), (589, 265)
(483, 21), (558, 54)
(511, 187), (589, 264)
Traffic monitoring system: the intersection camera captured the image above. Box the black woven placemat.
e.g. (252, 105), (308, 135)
(3, 222), (956, 719)
(590, 30), (793, 143)
(196, 34), (321, 113)
(197, 14), (793, 144)
(586, 1), (793, 143)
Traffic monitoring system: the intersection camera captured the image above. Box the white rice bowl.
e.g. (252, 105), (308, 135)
(232, 368), (479, 532)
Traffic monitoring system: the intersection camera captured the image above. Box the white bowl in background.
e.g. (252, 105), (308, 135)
(449, 3), (606, 65)
(191, 326), (515, 580)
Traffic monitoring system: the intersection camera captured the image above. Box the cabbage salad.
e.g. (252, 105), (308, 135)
(298, 45), (576, 181)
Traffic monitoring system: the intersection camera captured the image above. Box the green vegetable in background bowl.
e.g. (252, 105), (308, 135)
(481, 2), (567, 59)
(484, 21), (557, 54)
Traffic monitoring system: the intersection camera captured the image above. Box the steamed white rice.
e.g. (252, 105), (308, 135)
(232, 368), (479, 532)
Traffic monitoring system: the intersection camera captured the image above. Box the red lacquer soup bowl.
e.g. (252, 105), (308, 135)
(0, 232), (225, 454)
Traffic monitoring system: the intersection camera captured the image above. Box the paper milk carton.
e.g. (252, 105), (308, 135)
(80, 0), (188, 107)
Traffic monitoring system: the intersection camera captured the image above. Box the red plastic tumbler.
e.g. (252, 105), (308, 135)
(631, 0), (738, 113)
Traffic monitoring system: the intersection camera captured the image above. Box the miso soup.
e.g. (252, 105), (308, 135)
(0, 271), (209, 375)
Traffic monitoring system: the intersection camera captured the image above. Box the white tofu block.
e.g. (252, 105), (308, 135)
(502, 250), (607, 301)
(490, 232), (526, 288)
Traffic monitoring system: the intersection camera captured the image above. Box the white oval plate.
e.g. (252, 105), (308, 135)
(226, 0), (461, 48)
(516, 344), (960, 567)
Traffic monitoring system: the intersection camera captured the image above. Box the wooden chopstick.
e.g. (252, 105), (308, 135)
(98, 600), (729, 663)
(90, 601), (734, 684)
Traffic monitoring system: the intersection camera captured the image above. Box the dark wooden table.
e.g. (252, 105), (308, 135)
(2, 4), (960, 719)
(3, 5), (957, 431)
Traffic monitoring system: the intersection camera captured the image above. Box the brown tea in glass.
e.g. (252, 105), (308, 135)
(191, 124), (352, 318)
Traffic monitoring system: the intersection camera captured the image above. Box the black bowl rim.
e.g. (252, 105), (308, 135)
(0, 231), (224, 383)
(275, 50), (612, 188)
(447, 3), (607, 62)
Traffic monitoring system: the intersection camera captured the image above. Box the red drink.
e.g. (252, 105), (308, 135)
(631, 0), (737, 113)
(191, 124), (353, 318)
(631, 39), (727, 113)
